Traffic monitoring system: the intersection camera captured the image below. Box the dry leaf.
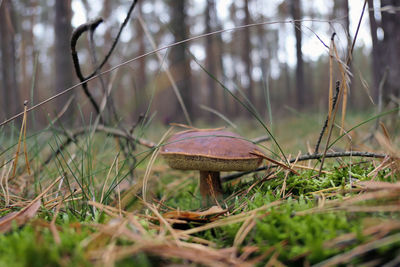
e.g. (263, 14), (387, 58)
(0, 199), (41, 233)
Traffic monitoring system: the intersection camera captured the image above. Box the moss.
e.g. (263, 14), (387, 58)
(1, 118), (398, 266)
(0, 223), (91, 267)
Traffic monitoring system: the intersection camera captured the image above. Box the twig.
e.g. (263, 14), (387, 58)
(252, 135), (270, 144)
(88, 0), (138, 79)
(222, 151), (387, 182)
(44, 125), (155, 165)
(70, 0), (138, 120)
(314, 81), (340, 154)
(70, 1), (140, 180)
(70, 18), (104, 118)
(318, 1), (367, 176)
(88, 22), (114, 123)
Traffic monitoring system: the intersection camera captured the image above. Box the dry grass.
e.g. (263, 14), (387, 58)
(0, 110), (399, 266)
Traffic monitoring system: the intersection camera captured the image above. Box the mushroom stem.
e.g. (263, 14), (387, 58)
(199, 171), (223, 207)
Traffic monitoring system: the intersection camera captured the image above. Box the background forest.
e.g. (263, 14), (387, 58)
(1, 0), (399, 127)
(1, 1), (400, 266)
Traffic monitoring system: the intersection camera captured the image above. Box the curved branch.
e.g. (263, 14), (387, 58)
(69, 0), (138, 120)
(88, 0), (138, 78)
(70, 18), (104, 117)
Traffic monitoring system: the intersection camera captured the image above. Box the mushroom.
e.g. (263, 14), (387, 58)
(160, 129), (263, 206)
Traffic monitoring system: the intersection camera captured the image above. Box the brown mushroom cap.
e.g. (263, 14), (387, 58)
(160, 129), (263, 172)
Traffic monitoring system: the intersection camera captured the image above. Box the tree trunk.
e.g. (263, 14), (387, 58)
(333, 0), (354, 106)
(204, 0), (217, 120)
(169, 0), (193, 122)
(367, 0), (384, 101)
(229, 2), (241, 118)
(54, 0), (74, 122)
(333, 0), (351, 55)
(380, 0), (400, 103)
(211, 2), (228, 115)
(102, 0), (113, 87)
(0, 1), (21, 122)
(242, 0), (255, 109)
(136, 1), (147, 105)
(290, 0), (305, 109)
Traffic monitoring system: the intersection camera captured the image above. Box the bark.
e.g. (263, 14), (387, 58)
(242, 0), (255, 108)
(283, 62), (292, 105)
(20, 29), (28, 106)
(131, 2), (148, 117)
(102, 0), (113, 86)
(290, 0), (305, 108)
(333, 0), (353, 105)
(169, 0), (193, 121)
(211, 2), (228, 114)
(136, 2), (147, 99)
(54, 0), (74, 122)
(333, 0), (351, 52)
(205, 0), (217, 119)
(380, 0), (400, 103)
(0, 1), (21, 122)
(229, 2), (241, 118)
(367, 0), (384, 101)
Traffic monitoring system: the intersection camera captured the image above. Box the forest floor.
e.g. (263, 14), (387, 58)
(0, 111), (399, 266)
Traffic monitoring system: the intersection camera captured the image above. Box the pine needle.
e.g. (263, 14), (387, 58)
(11, 101), (29, 179)
(100, 152), (120, 204)
(22, 101), (31, 175)
(328, 41), (334, 119)
(142, 127), (173, 203)
(332, 40), (350, 135)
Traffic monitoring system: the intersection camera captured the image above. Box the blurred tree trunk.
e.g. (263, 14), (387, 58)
(379, 0), (400, 103)
(132, 2), (148, 118)
(242, 0), (255, 109)
(290, 0), (305, 108)
(229, 2), (241, 118)
(169, 0), (193, 121)
(333, 0), (351, 54)
(54, 0), (74, 122)
(0, 0), (21, 122)
(204, 0), (217, 120)
(256, 25), (266, 115)
(20, 28), (28, 108)
(210, 1), (228, 115)
(333, 0), (353, 105)
(283, 62), (292, 105)
(136, 2), (147, 99)
(102, 0), (113, 86)
(211, 2), (231, 113)
(367, 0), (384, 101)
